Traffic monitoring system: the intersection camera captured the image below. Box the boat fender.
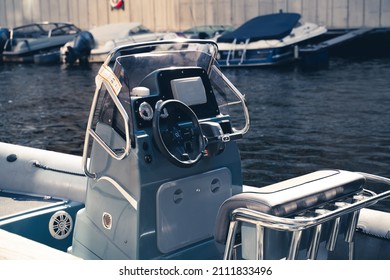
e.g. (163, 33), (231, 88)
(357, 208), (390, 240)
(110, 0), (124, 10)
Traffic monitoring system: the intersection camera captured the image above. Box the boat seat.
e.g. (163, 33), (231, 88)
(214, 169), (366, 259)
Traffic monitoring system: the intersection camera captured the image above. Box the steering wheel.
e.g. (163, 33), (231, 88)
(152, 99), (206, 168)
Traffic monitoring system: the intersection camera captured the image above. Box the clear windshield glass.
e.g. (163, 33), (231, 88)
(97, 40), (249, 138)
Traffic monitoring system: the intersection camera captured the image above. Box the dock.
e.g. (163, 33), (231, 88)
(303, 28), (374, 52)
(298, 28), (375, 69)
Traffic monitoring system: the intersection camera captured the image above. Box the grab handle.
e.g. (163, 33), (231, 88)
(82, 65), (131, 179)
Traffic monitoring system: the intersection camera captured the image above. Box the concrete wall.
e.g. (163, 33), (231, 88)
(1, 0), (389, 30)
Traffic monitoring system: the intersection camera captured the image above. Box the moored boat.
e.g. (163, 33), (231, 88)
(216, 13), (327, 67)
(60, 22), (179, 65)
(1, 22), (81, 64)
(1, 39), (390, 260)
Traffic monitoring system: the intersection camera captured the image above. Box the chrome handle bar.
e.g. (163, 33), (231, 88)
(82, 65), (131, 179)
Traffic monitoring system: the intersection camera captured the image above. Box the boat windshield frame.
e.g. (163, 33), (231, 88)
(106, 39), (249, 136)
(9, 22), (81, 39)
(104, 39), (218, 71)
(82, 39), (250, 178)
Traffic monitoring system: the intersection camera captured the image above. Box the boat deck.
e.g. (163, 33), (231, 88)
(0, 191), (62, 218)
(0, 229), (81, 259)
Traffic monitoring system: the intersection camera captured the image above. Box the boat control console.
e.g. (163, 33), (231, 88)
(73, 40), (249, 259)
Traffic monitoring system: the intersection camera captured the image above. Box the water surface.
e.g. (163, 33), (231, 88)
(1, 59), (390, 190)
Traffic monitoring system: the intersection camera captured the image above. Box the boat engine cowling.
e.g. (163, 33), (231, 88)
(63, 31), (94, 65)
(0, 27), (10, 55)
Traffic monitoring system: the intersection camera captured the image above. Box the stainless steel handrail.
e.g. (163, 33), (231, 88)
(224, 175), (390, 260)
(231, 189), (387, 232)
(239, 38), (250, 65)
(211, 64), (250, 136)
(82, 65), (131, 179)
(225, 38), (237, 66)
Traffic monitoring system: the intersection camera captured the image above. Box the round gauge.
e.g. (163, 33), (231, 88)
(139, 101), (154, 121)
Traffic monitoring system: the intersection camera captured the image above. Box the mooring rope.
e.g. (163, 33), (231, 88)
(32, 161), (86, 177)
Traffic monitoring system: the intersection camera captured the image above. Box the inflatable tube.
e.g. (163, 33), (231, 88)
(0, 142), (87, 203)
(358, 208), (390, 239)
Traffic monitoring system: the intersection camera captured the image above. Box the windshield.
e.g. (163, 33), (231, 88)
(11, 23), (80, 38)
(93, 40), (249, 147)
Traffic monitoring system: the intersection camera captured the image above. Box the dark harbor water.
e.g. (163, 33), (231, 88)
(1, 58), (390, 192)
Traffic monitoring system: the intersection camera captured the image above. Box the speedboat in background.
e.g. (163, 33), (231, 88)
(60, 22), (179, 65)
(216, 12), (327, 67)
(180, 25), (234, 39)
(1, 22), (81, 64)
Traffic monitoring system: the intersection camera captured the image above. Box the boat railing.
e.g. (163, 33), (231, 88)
(225, 38), (237, 66)
(82, 64), (132, 179)
(225, 38), (251, 65)
(220, 171), (390, 260)
(239, 38), (250, 65)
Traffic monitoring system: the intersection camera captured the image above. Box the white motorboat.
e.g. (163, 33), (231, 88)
(60, 22), (179, 64)
(216, 13), (327, 67)
(1, 22), (81, 64)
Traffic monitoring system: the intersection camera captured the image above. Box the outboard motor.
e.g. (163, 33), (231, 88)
(63, 31), (94, 65)
(0, 27), (10, 57)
